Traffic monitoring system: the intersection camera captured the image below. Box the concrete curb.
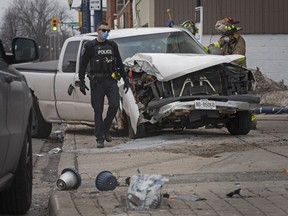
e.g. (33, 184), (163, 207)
(257, 113), (288, 120)
(48, 191), (79, 216)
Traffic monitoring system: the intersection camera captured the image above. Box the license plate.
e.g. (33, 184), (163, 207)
(195, 99), (216, 110)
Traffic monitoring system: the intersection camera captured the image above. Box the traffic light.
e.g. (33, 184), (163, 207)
(51, 17), (59, 32)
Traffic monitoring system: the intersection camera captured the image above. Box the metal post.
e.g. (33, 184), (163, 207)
(93, 0), (103, 32)
(57, 32), (60, 59)
(81, 0), (91, 34)
(53, 33), (56, 60)
(49, 34), (52, 61)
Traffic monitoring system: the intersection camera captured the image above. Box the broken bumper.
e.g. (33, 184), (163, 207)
(147, 94), (260, 124)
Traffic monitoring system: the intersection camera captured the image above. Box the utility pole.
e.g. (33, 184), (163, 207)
(81, 0), (91, 33)
(67, 0), (102, 34)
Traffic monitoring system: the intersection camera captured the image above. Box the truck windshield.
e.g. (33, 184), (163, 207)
(113, 32), (206, 61)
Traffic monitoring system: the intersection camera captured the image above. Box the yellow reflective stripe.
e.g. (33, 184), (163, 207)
(204, 46), (209, 52)
(111, 72), (116, 79)
(238, 57), (246, 62)
(213, 42), (220, 47)
(251, 114), (257, 121)
(234, 32), (239, 39)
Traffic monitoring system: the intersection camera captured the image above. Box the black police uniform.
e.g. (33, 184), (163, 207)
(79, 39), (128, 142)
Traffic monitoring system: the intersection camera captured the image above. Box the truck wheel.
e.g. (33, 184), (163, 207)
(128, 117), (147, 139)
(0, 123), (32, 214)
(226, 111), (251, 135)
(31, 97), (52, 138)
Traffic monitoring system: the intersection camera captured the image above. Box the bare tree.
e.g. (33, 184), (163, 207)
(0, 0), (73, 60)
(0, 7), (21, 52)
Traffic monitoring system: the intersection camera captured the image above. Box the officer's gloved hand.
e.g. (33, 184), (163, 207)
(123, 78), (130, 94)
(79, 80), (89, 95)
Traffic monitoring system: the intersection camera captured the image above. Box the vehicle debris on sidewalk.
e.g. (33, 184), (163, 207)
(163, 193), (206, 202)
(56, 168), (82, 190)
(127, 173), (169, 210)
(226, 188), (242, 198)
(95, 171), (119, 191)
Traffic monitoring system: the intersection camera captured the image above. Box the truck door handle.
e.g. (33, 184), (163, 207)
(67, 84), (74, 96)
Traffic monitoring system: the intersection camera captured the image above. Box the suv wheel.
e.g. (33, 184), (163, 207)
(0, 123), (33, 214)
(226, 111), (251, 135)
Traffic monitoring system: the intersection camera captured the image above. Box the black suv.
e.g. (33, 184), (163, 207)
(0, 37), (38, 214)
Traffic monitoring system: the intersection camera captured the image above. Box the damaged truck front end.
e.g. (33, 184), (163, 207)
(122, 53), (260, 138)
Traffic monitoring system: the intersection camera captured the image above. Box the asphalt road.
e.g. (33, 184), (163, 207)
(19, 125), (64, 216)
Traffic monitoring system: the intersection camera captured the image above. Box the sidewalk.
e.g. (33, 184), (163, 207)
(48, 115), (288, 216)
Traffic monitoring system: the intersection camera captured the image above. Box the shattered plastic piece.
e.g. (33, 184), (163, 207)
(170, 194), (206, 202)
(128, 193), (141, 206)
(125, 177), (131, 186)
(226, 188), (241, 198)
(55, 130), (64, 141)
(127, 173), (169, 210)
(33, 153), (44, 157)
(48, 147), (62, 154)
(162, 193), (170, 198)
(234, 182), (241, 187)
(55, 130), (62, 135)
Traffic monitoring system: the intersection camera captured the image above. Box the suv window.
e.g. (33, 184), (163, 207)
(114, 32), (206, 61)
(62, 41), (80, 73)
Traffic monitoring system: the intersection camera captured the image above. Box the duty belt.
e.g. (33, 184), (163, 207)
(89, 72), (112, 80)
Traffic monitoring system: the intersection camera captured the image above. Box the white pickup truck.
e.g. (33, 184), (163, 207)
(16, 27), (260, 139)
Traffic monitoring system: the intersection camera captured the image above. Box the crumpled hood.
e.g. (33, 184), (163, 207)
(124, 53), (244, 81)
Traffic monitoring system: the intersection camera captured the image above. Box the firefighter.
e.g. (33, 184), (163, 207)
(78, 21), (130, 148)
(206, 17), (257, 129)
(181, 20), (199, 36)
(207, 16), (246, 67)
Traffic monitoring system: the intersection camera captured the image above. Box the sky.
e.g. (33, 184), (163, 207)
(0, 0), (100, 24)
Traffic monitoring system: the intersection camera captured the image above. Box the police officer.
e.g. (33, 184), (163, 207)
(78, 21), (130, 148)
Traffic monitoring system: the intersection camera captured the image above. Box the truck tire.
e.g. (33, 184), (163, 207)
(0, 123), (32, 214)
(226, 111), (251, 135)
(128, 117), (147, 139)
(31, 97), (52, 138)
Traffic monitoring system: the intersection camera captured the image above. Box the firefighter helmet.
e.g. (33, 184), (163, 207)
(181, 20), (198, 35)
(215, 17), (242, 35)
(215, 21), (240, 36)
(221, 16), (240, 25)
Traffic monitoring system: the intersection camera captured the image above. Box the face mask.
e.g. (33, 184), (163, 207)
(101, 31), (109, 40)
(222, 36), (229, 43)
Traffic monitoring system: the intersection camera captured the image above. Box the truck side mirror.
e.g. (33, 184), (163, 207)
(12, 37), (39, 63)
